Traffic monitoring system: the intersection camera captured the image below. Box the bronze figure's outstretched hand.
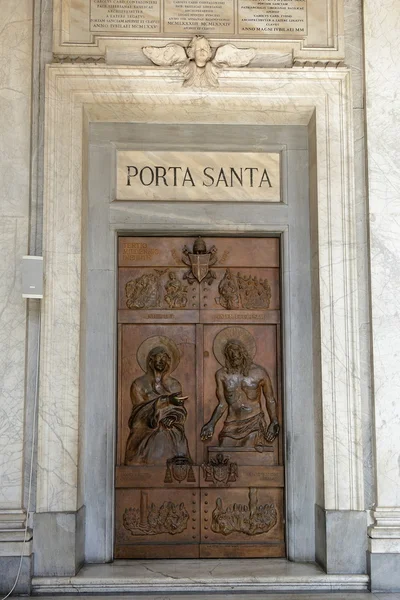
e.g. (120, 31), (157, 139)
(201, 422), (215, 441)
(265, 419), (280, 443)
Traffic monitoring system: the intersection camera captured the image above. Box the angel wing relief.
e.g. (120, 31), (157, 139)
(143, 35), (255, 88)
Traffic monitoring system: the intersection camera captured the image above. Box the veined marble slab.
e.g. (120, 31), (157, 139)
(116, 151), (281, 202)
(32, 559), (369, 594)
(0, 0), (32, 512)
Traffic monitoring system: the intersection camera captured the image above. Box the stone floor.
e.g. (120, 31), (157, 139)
(10, 560), (400, 598)
(15, 594), (400, 599)
(30, 560), (371, 595)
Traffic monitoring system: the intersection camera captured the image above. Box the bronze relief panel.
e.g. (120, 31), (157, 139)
(200, 487), (284, 557)
(119, 268), (197, 311)
(118, 236), (279, 269)
(200, 324), (280, 465)
(117, 324), (197, 469)
(116, 236), (284, 559)
(212, 268), (280, 311)
(115, 488), (200, 557)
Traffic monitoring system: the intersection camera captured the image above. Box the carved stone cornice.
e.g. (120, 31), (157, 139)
(293, 59), (346, 69)
(53, 54), (105, 64)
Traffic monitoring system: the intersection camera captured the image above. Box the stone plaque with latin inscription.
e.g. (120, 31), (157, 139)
(91, 0), (162, 33)
(238, 0), (306, 36)
(53, 0), (343, 61)
(116, 151), (281, 202)
(89, 0), (306, 36)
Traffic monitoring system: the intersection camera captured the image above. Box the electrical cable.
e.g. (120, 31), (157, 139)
(1, 308), (41, 600)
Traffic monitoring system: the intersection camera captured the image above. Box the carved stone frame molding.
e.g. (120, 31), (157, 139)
(36, 65), (363, 574)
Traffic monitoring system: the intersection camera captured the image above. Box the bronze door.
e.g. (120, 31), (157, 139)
(116, 236), (284, 559)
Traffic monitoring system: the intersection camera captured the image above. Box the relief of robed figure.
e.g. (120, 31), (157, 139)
(125, 336), (190, 466)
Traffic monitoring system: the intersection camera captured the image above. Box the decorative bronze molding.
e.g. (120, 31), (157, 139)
(202, 453), (238, 486)
(211, 488), (277, 536)
(123, 491), (189, 536)
(182, 237), (218, 285)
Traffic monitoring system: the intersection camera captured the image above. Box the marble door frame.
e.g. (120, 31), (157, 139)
(34, 65), (366, 578)
(82, 121), (311, 566)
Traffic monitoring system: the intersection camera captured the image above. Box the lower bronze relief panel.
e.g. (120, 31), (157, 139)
(115, 488), (201, 557)
(200, 487), (285, 558)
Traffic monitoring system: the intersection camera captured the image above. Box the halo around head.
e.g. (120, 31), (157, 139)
(213, 326), (257, 367)
(137, 335), (181, 373)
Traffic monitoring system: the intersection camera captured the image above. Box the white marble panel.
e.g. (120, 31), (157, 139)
(364, 1), (400, 216)
(369, 215), (400, 508)
(0, 219), (29, 509)
(37, 251), (81, 512)
(0, 0), (32, 515)
(364, 0), (400, 544)
(116, 150), (281, 202)
(0, 0), (33, 219)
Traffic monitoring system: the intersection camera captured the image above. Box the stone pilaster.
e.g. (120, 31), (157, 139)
(364, 0), (400, 592)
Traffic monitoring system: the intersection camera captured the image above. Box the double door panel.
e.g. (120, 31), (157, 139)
(115, 237), (284, 558)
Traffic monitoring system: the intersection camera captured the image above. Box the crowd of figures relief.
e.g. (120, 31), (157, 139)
(125, 267), (271, 311)
(123, 491), (189, 536)
(125, 269), (188, 310)
(212, 488), (277, 536)
(217, 268), (271, 310)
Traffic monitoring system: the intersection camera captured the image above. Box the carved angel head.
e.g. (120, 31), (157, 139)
(143, 36), (255, 88)
(186, 35), (213, 68)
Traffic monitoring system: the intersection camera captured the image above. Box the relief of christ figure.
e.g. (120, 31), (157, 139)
(201, 327), (280, 451)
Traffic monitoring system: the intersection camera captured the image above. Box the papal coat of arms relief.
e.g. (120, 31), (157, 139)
(181, 237), (218, 285)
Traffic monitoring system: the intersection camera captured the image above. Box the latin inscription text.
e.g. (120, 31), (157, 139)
(90, 0), (306, 36)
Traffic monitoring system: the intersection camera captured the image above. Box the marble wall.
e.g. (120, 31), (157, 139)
(0, 0), (34, 593)
(364, 0), (400, 590)
(0, 0), (32, 512)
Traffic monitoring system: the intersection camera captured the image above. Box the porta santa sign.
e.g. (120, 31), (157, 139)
(116, 151), (281, 202)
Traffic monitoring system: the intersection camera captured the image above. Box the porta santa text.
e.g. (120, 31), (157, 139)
(126, 165), (273, 188)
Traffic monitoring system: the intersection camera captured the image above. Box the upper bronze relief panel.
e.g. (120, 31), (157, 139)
(53, 0), (344, 62)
